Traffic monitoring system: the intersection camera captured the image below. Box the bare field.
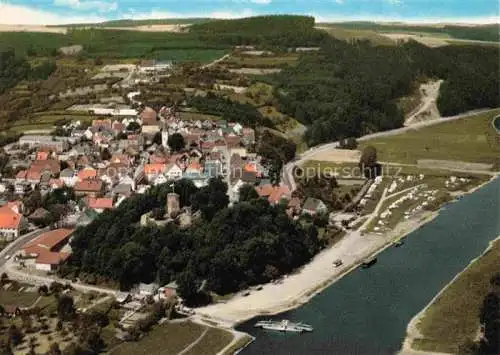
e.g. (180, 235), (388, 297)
(307, 149), (362, 163)
(381, 33), (450, 47)
(0, 24), (67, 34)
(104, 24), (189, 32)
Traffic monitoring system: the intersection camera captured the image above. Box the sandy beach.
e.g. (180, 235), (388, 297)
(196, 176), (498, 327)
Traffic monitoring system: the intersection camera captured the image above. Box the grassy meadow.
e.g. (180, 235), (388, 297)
(359, 110), (500, 169)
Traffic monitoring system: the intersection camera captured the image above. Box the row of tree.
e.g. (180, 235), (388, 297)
(67, 178), (322, 305)
(187, 92), (273, 128)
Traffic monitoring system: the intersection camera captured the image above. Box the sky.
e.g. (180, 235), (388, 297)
(0, 0), (498, 25)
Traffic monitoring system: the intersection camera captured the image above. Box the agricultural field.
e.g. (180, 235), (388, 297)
(359, 110), (500, 169)
(316, 26), (395, 46)
(412, 238), (500, 353)
(178, 111), (221, 121)
(109, 321), (234, 355)
(221, 54), (299, 68)
(0, 29), (229, 62)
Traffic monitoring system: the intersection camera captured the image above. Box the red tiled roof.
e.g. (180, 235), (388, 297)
(75, 179), (103, 192)
(16, 170), (27, 180)
(86, 197), (113, 210)
(35, 251), (70, 265)
(0, 205), (21, 229)
(31, 159), (60, 174)
(24, 228), (73, 253)
(92, 119), (112, 129)
(36, 151), (49, 161)
(77, 168), (97, 181)
(144, 163), (166, 175)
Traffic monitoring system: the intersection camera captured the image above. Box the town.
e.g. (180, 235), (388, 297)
(0, 12), (498, 355)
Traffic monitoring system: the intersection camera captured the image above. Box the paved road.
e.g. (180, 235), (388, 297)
(282, 108), (499, 192)
(0, 228), (117, 295)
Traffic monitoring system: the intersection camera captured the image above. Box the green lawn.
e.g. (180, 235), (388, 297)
(109, 321), (206, 355)
(413, 238), (500, 353)
(359, 110), (500, 169)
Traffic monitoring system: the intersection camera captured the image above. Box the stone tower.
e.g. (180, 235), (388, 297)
(166, 192), (180, 217)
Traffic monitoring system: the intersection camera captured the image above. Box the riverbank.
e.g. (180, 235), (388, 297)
(400, 234), (500, 354)
(197, 175), (498, 329)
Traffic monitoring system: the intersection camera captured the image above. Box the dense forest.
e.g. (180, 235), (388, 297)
(187, 92), (273, 128)
(0, 49), (56, 94)
(273, 38), (500, 145)
(67, 178), (322, 305)
(190, 15), (327, 49)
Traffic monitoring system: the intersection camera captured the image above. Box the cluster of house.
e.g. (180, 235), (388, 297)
(0, 104), (333, 248)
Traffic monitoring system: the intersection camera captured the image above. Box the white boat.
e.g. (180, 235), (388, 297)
(254, 320), (313, 332)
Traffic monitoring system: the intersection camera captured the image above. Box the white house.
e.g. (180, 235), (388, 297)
(60, 168), (78, 187)
(165, 163), (183, 180)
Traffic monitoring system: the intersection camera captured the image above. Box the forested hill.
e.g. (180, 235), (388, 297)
(274, 38), (500, 145)
(190, 15), (327, 48)
(0, 49), (56, 95)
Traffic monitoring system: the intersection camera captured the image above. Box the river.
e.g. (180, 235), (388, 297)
(238, 177), (500, 355)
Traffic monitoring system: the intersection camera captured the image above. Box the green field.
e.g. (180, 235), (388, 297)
(359, 110), (500, 169)
(413, 238), (500, 353)
(0, 29), (229, 61)
(110, 321), (233, 355)
(183, 327), (234, 355)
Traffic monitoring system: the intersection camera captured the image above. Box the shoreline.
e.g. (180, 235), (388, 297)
(197, 174), (499, 331)
(399, 233), (500, 355)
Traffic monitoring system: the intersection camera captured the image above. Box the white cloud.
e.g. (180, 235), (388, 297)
(250, 0), (272, 4)
(53, 0), (118, 13)
(335, 0), (344, 5)
(386, 0), (403, 5)
(0, 2), (107, 25)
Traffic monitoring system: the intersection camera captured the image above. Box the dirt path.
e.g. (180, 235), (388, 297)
(202, 54), (230, 69)
(177, 327), (209, 355)
(405, 80), (443, 126)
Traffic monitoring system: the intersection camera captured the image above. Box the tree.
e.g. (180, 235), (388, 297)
(191, 177), (229, 221)
(100, 148), (111, 161)
(238, 184), (259, 202)
(167, 133), (185, 152)
(48, 343), (62, 355)
(127, 121), (140, 131)
(8, 325), (23, 346)
(57, 295), (75, 321)
(339, 137), (358, 150)
(152, 132), (163, 146)
(359, 146), (380, 179)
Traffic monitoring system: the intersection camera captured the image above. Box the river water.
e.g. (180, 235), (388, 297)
(238, 177), (500, 355)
